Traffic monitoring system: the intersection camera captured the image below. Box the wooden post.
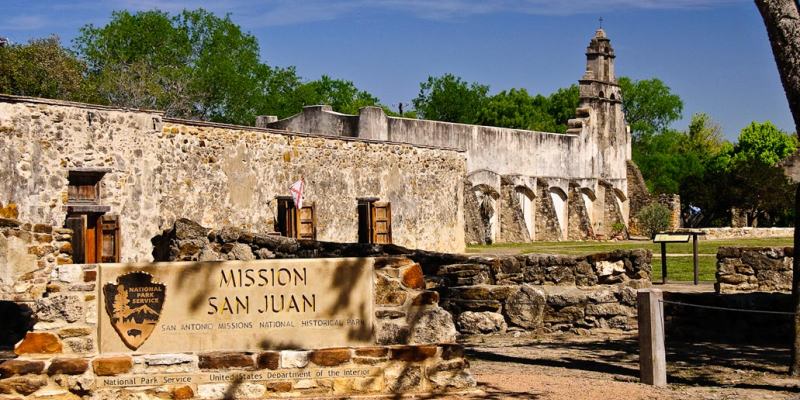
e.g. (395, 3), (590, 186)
(661, 242), (667, 284)
(638, 289), (667, 386)
(692, 233), (699, 285)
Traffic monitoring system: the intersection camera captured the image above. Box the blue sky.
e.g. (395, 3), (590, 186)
(0, 0), (791, 140)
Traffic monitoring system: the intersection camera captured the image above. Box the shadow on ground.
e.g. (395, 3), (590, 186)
(463, 333), (798, 394)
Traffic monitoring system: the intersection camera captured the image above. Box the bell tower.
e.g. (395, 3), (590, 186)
(577, 28), (628, 153)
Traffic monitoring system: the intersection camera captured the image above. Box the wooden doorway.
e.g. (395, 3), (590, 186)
(65, 214), (120, 264)
(276, 197), (317, 240)
(358, 200), (392, 244)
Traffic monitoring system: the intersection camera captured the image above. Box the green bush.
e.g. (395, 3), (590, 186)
(637, 203), (672, 238)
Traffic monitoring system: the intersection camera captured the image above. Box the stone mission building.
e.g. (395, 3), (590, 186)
(0, 29), (638, 272)
(266, 29), (633, 244)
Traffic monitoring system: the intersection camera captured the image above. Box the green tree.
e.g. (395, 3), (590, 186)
(547, 84), (580, 132)
(412, 73), (489, 124)
(475, 88), (558, 131)
(618, 77), (684, 140)
(0, 36), (86, 101)
(295, 75), (380, 115)
(733, 121), (798, 165)
(75, 9), (270, 125)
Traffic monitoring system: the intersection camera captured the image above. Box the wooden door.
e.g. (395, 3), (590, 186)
(296, 203), (316, 240)
(65, 215), (87, 264)
(371, 202), (392, 244)
(276, 198), (297, 238)
(99, 215), (120, 263)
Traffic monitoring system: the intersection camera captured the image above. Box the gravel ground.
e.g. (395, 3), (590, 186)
(438, 331), (800, 400)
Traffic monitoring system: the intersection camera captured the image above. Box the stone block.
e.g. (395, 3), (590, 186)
(32, 224), (52, 234)
(585, 303), (634, 317)
(0, 360), (45, 378)
(198, 352), (254, 370)
(375, 309), (405, 319)
(390, 345), (438, 362)
(173, 218), (209, 241)
(411, 291), (439, 306)
(280, 351), (309, 368)
(504, 284), (545, 329)
(63, 337), (94, 353)
(83, 270), (96, 282)
(428, 369), (476, 390)
(142, 354), (195, 366)
(401, 264), (425, 289)
(172, 385), (194, 399)
(256, 351), (280, 370)
(375, 275), (407, 306)
(47, 358), (89, 375)
(457, 311), (507, 334)
(376, 321), (409, 345)
(386, 364), (422, 393)
(354, 347), (388, 358)
(35, 294), (83, 323)
(15, 332), (62, 355)
(407, 307), (458, 344)
(265, 381), (292, 392)
(595, 260), (625, 276)
(225, 243), (254, 261)
(0, 375), (47, 395)
(92, 356), (133, 376)
(309, 348), (351, 366)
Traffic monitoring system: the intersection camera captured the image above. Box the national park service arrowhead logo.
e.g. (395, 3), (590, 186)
(103, 272), (166, 350)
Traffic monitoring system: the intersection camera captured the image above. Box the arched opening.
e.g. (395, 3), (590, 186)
(473, 184), (500, 244)
(599, 90), (605, 99)
(580, 188), (597, 225)
(549, 187), (568, 240)
(613, 188), (629, 224)
(610, 93), (616, 101)
(515, 186), (535, 240)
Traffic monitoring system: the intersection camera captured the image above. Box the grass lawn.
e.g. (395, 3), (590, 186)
(467, 237), (794, 282)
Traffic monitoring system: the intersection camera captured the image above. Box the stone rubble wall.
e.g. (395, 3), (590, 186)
(0, 255), (474, 399)
(158, 219), (652, 335)
(715, 247), (793, 294)
(0, 218), (73, 302)
(431, 251), (650, 334)
(0, 97), (466, 257)
(700, 227), (793, 240)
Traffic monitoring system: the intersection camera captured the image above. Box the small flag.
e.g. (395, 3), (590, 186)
(289, 178), (304, 209)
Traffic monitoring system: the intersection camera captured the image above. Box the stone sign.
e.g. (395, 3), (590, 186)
(99, 258), (375, 353)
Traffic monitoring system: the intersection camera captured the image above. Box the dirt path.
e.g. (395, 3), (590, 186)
(441, 331), (800, 400)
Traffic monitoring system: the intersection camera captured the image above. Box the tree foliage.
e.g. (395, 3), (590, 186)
(618, 77), (684, 140)
(70, 9), (382, 124)
(733, 121), (797, 165)
(412, 73), (489, 124)
(0, 36), (86, 101)
(636, 203), (672, 238)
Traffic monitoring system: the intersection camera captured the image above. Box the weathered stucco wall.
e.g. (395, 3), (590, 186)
(267, 30), (633, 244)
(0, 97), (466, 259)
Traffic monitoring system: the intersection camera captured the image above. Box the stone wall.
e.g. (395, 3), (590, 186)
(0, 96), (466, 257)
(157, 219), (652, 335)
(0, 255), (475, 399)
(0, 218), (72, 302)
(268, 30), (632, 244)
(715, 247), (793, 293)
(700, 227), (793, 240)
